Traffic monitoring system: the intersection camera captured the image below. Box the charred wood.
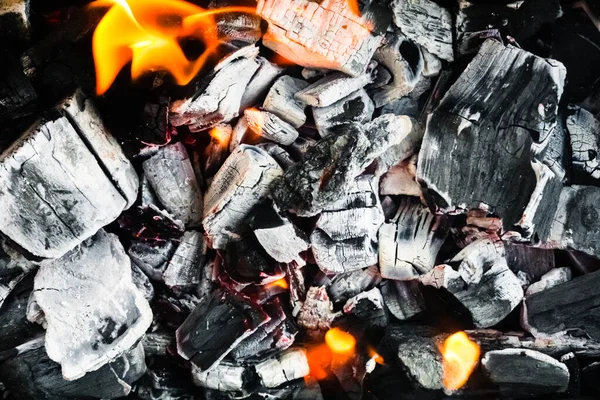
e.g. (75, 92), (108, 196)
(192, 362), (246, 392)
(312, 89), (374, 138)
(327, 265), (381, 305)
(503, 242), (555, 281)
(224, 235), (281, 284)
(209, 0), (262, 45)
(381, 279), (425, 321)
(525, 267), (572, 296)
(296, 70), (374, 108)
(297, 286), (339, 339)
(254, 348), (310, 388)
(244, 108), (299, 145)
(263, 75), (309, 128)
(379, 155), (421, 196)
(239, 56), (285, 112)
(343, 287), (388, 328)
(204, 124), (232, 177)
(0, 0), (30, 44)
(131, 262), (155, 302)
(163, 231), (205, 290)
(136, 95), (173, 145)
(370, 114), (422, 175)
(567, 106), (600, 183)
(255, 142), (296, 170)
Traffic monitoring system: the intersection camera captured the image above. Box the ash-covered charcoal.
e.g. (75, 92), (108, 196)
(482, 349), (570, 394)
(343, 287), (388, 328)
(254, 348), (310, 388)
(311, 175), (384, 274)
(312, 89), (374, 137)
(451, 238), (504, 285)
(0, 0), (30, 44)
(143, 142), (204, 228)
(136, 95), (173, 145)
(192, 361), (246, 392)
(380, 155), (422, 196)
(525, 267), (572, 296)
(263, 75), (309, 128)
(287, 136), (317, 160)
(273, 119), (410, 217)
(255, 143), (296, 170)
(244, 108), (299, 145)
(455, 1), (514, 55)
(239, 56), (285, 112)
(0, 50), (36, 121)
(27, 230), (152, 380)
(169, 46), (260, 132)
(0, 341), (146, 399)
(224, 235), (281, 284)
(163, 230), (205, 290)
(296, 70), (374, 108)
(395, 332), (443, 390)
(522, 269), (600, 342)
(327, 265), (381, 305)
(297, 286), (339, 338)
(390, 0), (453, 62)
(131, 262), (155, 302)
(251, 203), (309, 266)
(379, 197), (451, 280)
(0, 271), (27, 311)
(567, 106), (600, 183)
(203, 144), (283, 249)
(417, 40), (566, 230)
(209, 0), (262, 45)
(370, 30), (423, 108)
(369, 114), (422, 175)
(230, 115), (249, 152)
(381, 279), (425, 321)
(176, 290), (269, 371)
(154, 293), (203, 330)
(257, 0), (387, 77)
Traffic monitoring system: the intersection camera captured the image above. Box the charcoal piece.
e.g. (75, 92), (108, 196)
(396, 334), (443, 390)
(176, 290), (269, 371)
(0, 236), (34, 277)
(379, 96), (419, 118)
(327, 265), (380, 305)
(224, 235), (280, 284)
(287, 136), (317, 160)
(302, 68), (328, 81)
(297, 286), (338, 337)
(285, 263), (306, 312)
(254, 348), (310, 388)
(525, 267), (572, 296)
(257, 0), (385, 76)
(504, 242), (555, 280)
(27, 230), (152, 380)
(0, 0), (29, 44)
(296, 71), (374, 108)
(255, 143), (296, 170)
(230, 115), (249, 152)
(455, 1), (515, 56)
(136, 95), (172, 145)
(539, 116), (568, 181)
(548, 185), (600, 258)
(381, 279), (425, 320)
(390, 0), (453, 62)
(143, 142), (203, 227)
(369, 114), (422, 175)
(143, 332), (174, 357)
(239, 56), (285, 112)
(0, 341), (146, 399)
(273, 120), (408, 217)
(370, 30), (424, 107)
(244, 108), (299, 145)
(0, 108), (136, 258)
(417, 40), (566, 229)
(251, 203), (309, 265)
(343, 287), (388, 328)
(312, 89), (374, 137)
(380, 155), (421, 196)
(451, 239), (505, 285)
(311, 233), (379, 275)
(131, 263), (155, 302)
(379, 198), (451, 280)
(522, 269), (600, 341)
(163, 231), (204, 290)
(421, 47), (441, 77)
(0, 50), (36, 121)
(567, 106), (600, 182)
(316, 205), (383, 242)
(204, 124), (232, 177)
(203, 144), (283, 249)
(482, 349), (569, 394)
(169, 46), (260, 132)
(0, 275), (43, 352)
(263, 75), (309, 128)
(209, 0), (262, 45)
(192, 362), (246, 391)
(0, 272), (27, 310)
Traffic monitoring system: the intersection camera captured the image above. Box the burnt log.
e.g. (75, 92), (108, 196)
(244, 108), (299, 145)
(263, 75), (309, 128)
(239, 56), (285, 112)
(163, 231), (205, 290)
(567, 106), (600, 183)
(296, 70), (374, 108)
(381, 279), (425, 320)
(203, 144), (283, 249)
(417, 40), (566, 230)
(327, 265), (381, 305)
(143, 142), (203, 227)
(27, 230), (152, 380)
(312, 89), (374, 137)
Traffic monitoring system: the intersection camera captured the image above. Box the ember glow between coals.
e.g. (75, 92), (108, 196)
(306, 328), (357, 381)
(91, 0), (255, 95)
(440, 332), (480, 391)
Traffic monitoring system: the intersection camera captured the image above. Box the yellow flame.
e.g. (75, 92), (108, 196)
(440, 332), (480, 391)
(325, 328), (356, 355)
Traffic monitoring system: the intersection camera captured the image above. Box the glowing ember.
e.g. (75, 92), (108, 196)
(440, 331), (480, 391)
(325, 327), (356, 355)
(266, 277), (289, 290)
(368, 345), (384, 365)
(208, 125), (231, 147)
(91, 0), (255, 95)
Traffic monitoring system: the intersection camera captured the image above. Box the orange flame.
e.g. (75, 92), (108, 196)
(305, 328), (357, 381)
(92, 0), (255, 95)
(266, 277), (288, 290)
(368, 345), (385, 365)
(209, 125), (232, 148)
(325, 328), (356, 355)
(440, 332), (480, 391)
(244, 108), (265, 140)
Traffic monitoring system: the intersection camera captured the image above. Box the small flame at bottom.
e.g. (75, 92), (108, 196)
(440, 331), (480, 391)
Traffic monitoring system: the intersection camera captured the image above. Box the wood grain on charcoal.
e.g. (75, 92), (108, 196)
(381, 279), (425, 320)
(163, 230), (205, 290)
(239, 56), (285, 112)
(370, 114), (421, 175)
(296, 71), (373, 108)
(263, 75), (309, 128)
(417, 40), (566, 229)
(327, 265), (381, 305)
(255, 348), (309, 388)
(312, 89), (374, 138)
(28, 230), (152, 380)
(244, 108), (299, 145)
(567, 106), (600, 182)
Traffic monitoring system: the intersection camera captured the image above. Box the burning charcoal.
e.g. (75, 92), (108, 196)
(311, 175), (384, 274)
(371, 31), (423, 107)
(230, 115), (249, 152)
(417, 40), (566, 230)
(312, 89), (374, 137)
(143, 142), (203, 227)
(390, 0), (453, 62)
(0, 341), (146, 399)
(224, 235), (281, 284)
(369, 114), (422, 175)
(192, 362), (246, 392)
(567, 106), (600, 183)
(381, 279), (425, 320)
(163, 231), (205, 290)
(255, 142), (296, 170)
(451, 239), (504, 285)
(380, 155), (421, 196)
(169, 46), (260, 132)
(176, 290), (269, 371)
(0, 0), (30, 43)
(136, 95), (172, 145)
(522, 269), (600, 341)
(273, 119), (408, 217)
(343, 287), (388, 328)
(27, 230), (152, 380)
(296, 71), (374, 108)
(396, 334), (443, 390)
(129, 240), (176, 281)
(203, 144), (283, 249)
(0, 95), (138, 258)
(239, 56), (285, 112)
(251, 203), (309, 266)
(263, 75), (309, 128)
(254, 348), (310, 388)
(379, 198), (451, 280)
(257, 0), (387, 77)
(0, 51), (36, 121)
(297, 286), (339, 338)
(285, 263), (306, 313)
(327, 265), (381, 305)
(204, 124), (232, 177)
(131, 263), (155, 302)
(482, 349), (569, 394)
(525, 267), (572, 296)
(210, 0), (262, 45)
(244, 108), (300, 145)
